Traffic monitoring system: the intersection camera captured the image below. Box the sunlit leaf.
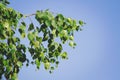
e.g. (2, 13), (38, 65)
(21, 32), (26, 38)
(45, 20), (51, 27)
(35, 59), (40, 69)
(33, 41), (39, 48)
(27, 32), (34, 41)
(79, 20), (84, 26)
(44, 61), (50, 70)
(69, 35), (74, 40)
(17, 61), (22, 67)
(61, 52), (68, 59)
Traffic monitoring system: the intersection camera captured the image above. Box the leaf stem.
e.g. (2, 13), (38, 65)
(24, 13), (36, 17)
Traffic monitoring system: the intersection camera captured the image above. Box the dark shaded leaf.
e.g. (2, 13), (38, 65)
(28, 23), (34, 31)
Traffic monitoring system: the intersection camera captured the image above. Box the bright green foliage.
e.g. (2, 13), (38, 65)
(0, 0), (9, 6)
(0, 1), (85, 80)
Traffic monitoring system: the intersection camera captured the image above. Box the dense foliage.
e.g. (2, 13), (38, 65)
(0, 0), (84, 80)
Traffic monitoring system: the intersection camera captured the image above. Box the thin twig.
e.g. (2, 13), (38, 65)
(24, 13), (36, 17)
(28, 16), (33, 23)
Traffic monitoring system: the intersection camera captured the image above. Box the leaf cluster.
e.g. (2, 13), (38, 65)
(0, 2), (85, 80)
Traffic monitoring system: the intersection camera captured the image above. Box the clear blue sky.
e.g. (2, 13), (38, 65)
(9, 0), (120, 80)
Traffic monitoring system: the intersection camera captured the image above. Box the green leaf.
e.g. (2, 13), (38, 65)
(18, 28), (23, 34)
(40, 24), (47, 32)
(58, 44), (62, 53)
(9, 44), (16, 50)
(20, 24), (26, 31)
(42, 33), (48, 41)
(12, 73), (18, 80)
(3, 60), (8, 66)
(35, 59), (40, 69)
(45, 20), (51, 26)
(21, 32), (26, 38)
(58, 26), (63, 32)
(50, 59), (55, 63)
(69, 35), (74, 40)
(4, 21), (10, 29)
(69, 41), (74, 47)
(27, 32), (34, 41)
(33, 41), (39, 48)
(28, 47), (35, 56)
(39, 52), (44, 61)
(79, 20), (84, 26)
(17, 13), (23, 19)
(50, 67), (54, 70)
(57, 14), (64, 21)
(61, 30), (67, 36)
(51, 20), (57, 29)
(49, 45), (55, 51)
(36, 27), (41, 33)
(69, 41), (76, 48)
(44, 61), (50, 70)
(56, 61), (59, 65)
(55, 61), (59, 68)
(19, 54), (26, 62)
(17, 61), (22, 67)
(61, 52), (68, 59)
(18, 24), (26, 35)
(28, 23), (34, 31)
(6, 66), (12, 73)
(36, 36), (42, 43)
(10, 49), (16, 54)
(21, 22), (26, 26)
